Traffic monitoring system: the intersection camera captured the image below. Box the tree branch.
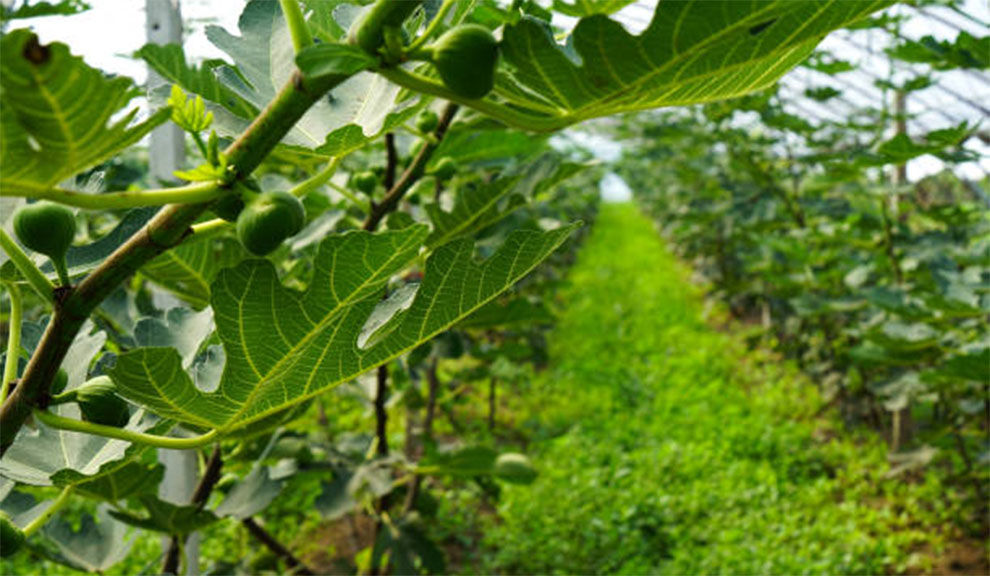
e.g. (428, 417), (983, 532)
(384, 133), (398, 190)
(162, 445), (224, 575)
(363, 103), (458, 231)
(243, 517), (315, 575)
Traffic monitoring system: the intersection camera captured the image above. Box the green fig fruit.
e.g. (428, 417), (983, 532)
(431, 25), (499, 99)
(431, 157), (458, 181)
(13, 201), (76, 286)
(236, 191), (306, 256)
(416, 110), (439, 133)
(0, 512), (25, 558)
(75, 376), (131, 428)
(51, 368), (69, 396)
(353, 171), (379, 195)
(494, 453), (537, 485)
(348, 0), (422, 54)
(212, 194), (246, 222)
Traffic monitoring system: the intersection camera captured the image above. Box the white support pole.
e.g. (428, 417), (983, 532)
(146, 1), (200, 574)
(146, 0), (185, 185)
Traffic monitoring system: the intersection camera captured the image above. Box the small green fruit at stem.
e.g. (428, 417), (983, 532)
(0, 512), (25, 558)
(51, 368), (69, 396)
(236, 191), (306, 256)
(416, 110), (439, 133)
(348, 0), (423, 55)
(73, 376), (131, 428)
(494, 453), (537, 485)
(431, 157), (458, 181)
(431, 24), (499, 99)
(13, 201), (76, 287)
(212, 194), (246, 222)
(353, 171), (379, 195)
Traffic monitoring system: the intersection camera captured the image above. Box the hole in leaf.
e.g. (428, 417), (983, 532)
(748, 19), (777, 36)
(22, 34), (50, 65)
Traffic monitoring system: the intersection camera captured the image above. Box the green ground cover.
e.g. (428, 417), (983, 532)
(471, 202), (956, 575)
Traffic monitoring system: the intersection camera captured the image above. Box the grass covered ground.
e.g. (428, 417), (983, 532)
(466, 202), (957, 574)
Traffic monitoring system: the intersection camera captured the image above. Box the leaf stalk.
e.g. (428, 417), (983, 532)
(33, 409), (219, 449)
(1, 282), (22, 404)
(1, 181), (224, 210)
(0, 229), (55, 303)
(21, 486), (74, 538)
(279, 0), (314, 54)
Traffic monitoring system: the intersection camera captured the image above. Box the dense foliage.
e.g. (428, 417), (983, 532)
(2, 0), (983, 574)
(616, 14), (988, 543)
(475, 203), (960, 574)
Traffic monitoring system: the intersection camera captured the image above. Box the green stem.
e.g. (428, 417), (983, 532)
(1, 282), (22, 404)
(52, 257), (71, 288)
(0, 181), (223, 210)
(326, 180), (367, 210)
(279, 0), (313, 53)
(0, 229), (54, 302)
(290, 156), (342, 198)
(376, 67), (564, 132)
(34, 409), (219, 449)
(191, 132), (210, 161)
(22, 486), (73, 538)
(188, 217), (228, 236)
(405, 0), (456, 54)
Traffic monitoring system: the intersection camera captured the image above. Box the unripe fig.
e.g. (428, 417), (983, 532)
(348, 0), (422, 54)
(13, 201), (75, 286)
(75, 376), (131, 428)
(51, 368), (69, 396)
(236, 191), (306, 256)
(431, 25), (499, 99)
(431, 157), (458, 181)
(494, 453), (537, 485)
(211, 194), (246, 223)
(416, 110), (439, 133)
(353, 171), (378, 195)
(0, 512), (25, 558)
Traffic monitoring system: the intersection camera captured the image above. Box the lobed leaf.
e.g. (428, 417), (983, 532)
(109, 225), (577, 436)
(140, 236), (247, 310)
(199, 0), (418, 157)
(0, 30), (169, 197)
(496, 1), (894, 129)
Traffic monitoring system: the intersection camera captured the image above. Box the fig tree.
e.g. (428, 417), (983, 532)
(431, 25), (499, 99)
(236, 191), (306, 256)
(13, 201), (75, 286)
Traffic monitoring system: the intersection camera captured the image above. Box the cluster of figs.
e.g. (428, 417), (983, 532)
(214, 17), (498, 256)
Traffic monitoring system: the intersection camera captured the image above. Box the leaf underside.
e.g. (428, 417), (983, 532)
(497, 0), (894, 128)
(0, 30), (169, 196)
(109, 226), (577, 435)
